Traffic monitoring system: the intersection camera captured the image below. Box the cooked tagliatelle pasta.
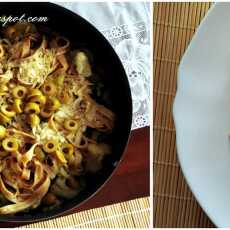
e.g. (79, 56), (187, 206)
(0, 22), (115, 214)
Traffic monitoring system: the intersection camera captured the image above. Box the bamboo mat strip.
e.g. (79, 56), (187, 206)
(153, 2), (215, 227)
(23, 197), (150, 228)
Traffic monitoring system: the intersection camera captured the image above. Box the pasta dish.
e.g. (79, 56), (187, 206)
(0, 23), (115, 214)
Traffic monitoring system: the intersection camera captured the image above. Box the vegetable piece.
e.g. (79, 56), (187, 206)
(40, 107), (53, 118)
(88, 143), (111, 157)
(66, 176), (80, 189)
(41, 82), (56, 96)
(85, 143), (111, 173)
(28, 114), (40, 127)
(51, 177), (81, 199)
(12, 85), (27, 99)
(43, 140), (58, 153)
(61, 143), (74, 160)
(34, 146), (46, 161)
(30, 94), (46, 105)
(27, 89), (43, 99)
(46, 98), (60, 111)
(2, 137), (18, 152)
(64, 119), (79, 131)
(0, 85), (8, 96)
(24, 102), (40, 114)
(75, 51), (92, 77)
(42, 192), (57, 206)
(0, 126), (6, 140)
(54, 75), (65, 86)
(68, 151), (83, 175)
(13, 98), (23, 113)
(1, 105), (16, 118)
(54, 150), (67, 164)
(0, 112), (11, 125)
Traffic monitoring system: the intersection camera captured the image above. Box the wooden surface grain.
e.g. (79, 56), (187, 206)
(0, 126), (150, 227)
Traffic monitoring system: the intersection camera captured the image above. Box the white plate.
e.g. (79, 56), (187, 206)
(173, 3), (230, 227)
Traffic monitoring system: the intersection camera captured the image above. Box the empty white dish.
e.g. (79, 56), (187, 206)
(173, 2), (230, 227)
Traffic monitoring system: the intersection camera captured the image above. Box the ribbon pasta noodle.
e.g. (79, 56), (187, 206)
(0, 22), (115, 214)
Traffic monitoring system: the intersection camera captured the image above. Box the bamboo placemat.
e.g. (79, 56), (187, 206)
(153, 2), (215, 228)
(22, 197), (149, 228)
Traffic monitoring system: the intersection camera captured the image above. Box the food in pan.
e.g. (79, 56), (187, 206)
(0, 22), (115, 214)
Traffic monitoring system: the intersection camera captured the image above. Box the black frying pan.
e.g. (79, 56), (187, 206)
(0, 2), (132, 223)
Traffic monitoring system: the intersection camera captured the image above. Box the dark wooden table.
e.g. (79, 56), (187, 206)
(0, 126), (150, 227)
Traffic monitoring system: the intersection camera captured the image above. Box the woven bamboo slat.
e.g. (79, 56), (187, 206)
(153, 2), (215, 227)
(23, 197), (150, 228)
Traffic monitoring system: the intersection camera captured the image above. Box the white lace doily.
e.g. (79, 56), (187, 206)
(55, 2), (150, 130)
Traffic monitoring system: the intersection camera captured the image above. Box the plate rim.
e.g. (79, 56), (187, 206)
(172, 2), (221, 227)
